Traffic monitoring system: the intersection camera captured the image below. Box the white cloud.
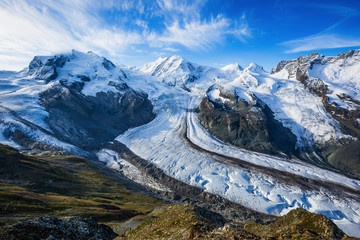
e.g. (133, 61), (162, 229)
(280, 3), (360, 54)
(282, 34), (360, 53)
(0, 0), (144, 70)
(159, 15), (250, 51)
(0, 0), (250, 70)
(163, 47), (179, 52)
(159, 17), (229, 50)
(156, 0), (205, 19)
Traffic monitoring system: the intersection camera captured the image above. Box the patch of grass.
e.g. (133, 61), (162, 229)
(0, 144), (165, 233)
(243, 208), (347, 239)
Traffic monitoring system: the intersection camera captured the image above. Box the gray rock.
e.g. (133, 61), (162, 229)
(39, 82), (155, 150)
(1, 216), (118, 240)
(28, 55), (70, 83)
(198, 86), (298, 157)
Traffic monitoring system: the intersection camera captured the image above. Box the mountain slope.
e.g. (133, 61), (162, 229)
(271, 50), (360, 138)
(271, 50), (360, 177)
(0, 143), (164, 234)
(0, 50), (155, 152)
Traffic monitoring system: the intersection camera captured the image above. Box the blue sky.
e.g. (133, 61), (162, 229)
(0, 0), (360, 71)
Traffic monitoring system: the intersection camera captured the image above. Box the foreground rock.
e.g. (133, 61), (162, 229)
(244, 208), (348, 240)
(121, 205), (350, 240)
(0, 216), (118, 240)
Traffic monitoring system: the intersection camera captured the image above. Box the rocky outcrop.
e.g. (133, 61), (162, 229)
(122, 205), (348, 240)
(1, 216), (118, 240)
(28, 54), (71, 82)
(244, 208), (347, 239)
(316, 138), (360, 178)
(198, 86), (297, 157)
(39, 82), (155, 150)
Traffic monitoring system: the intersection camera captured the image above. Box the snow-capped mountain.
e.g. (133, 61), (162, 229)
(220, 62), (243, 79)
(140, 55), (219, 90)
(272, 50), (360, 140)
(1, 50), (360, 237)
(0, 50), (154, 153)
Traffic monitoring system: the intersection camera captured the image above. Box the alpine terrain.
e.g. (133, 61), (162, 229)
(1, 49), (360, 239)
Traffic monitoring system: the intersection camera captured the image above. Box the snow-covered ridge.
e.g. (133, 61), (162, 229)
(0, 50), (140, 152)
(0, 50), (356, 152)
(271, 49), (360, 110)
(221, 63), (243, 79)
(140, 55), (220, 88)
(27, 50), (131, 97)
(209, 62), (347, 147)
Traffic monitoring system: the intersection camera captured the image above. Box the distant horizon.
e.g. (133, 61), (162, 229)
(1, 0), (360, 71)
(2, 47), (359, 73)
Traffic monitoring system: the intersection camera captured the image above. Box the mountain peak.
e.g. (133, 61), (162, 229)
(221, 63), (243, 72)
(245, 63), (265, 72)
(167, 55), (186, 61)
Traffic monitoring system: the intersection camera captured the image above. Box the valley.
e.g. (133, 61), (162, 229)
(0, 49), (360, 238)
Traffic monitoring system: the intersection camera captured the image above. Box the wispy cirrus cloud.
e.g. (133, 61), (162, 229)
(156, 0), (251, 51)
(281, 3), (360, 53)
(159, 16), (250, 51)
(0, 0), (144, 69)
(0, 0), (251, 70)
(282, 34), (360, 53)
(160, 16), (235, 50)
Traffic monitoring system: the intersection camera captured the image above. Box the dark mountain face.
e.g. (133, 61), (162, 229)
(198, 85), (298, 157)
(39, 82), (155, 150)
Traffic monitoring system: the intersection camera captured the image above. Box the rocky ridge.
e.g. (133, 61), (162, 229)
(122, 205), (351, 240)
(198, 84), (298, 156)
(140, 55), (213, 90)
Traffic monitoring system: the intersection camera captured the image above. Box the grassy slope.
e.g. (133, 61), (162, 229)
(122, 204), (355, 240)
(0, 144), (164, 230)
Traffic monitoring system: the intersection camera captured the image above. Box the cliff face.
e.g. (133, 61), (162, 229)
(198, 85), (297, 157)
(39, 83), (155, 150)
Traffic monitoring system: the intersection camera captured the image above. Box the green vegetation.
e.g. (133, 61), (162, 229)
(121, 205), (353, 240)
(0, 144), (164, 233)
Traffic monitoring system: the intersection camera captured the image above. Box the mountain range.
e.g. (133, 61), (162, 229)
(0, 49), (360, 238)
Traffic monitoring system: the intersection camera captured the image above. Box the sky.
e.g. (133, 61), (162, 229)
(0, 0), (360, 71)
